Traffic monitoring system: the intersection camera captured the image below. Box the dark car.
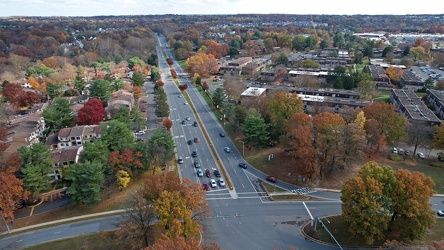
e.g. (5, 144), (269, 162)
(181, 120), (186, 125)
(266, 176), (277, 183)
(187, 140), (193, 145)
(214, 170), (221, 177)
(202, 183), (210, 191)
(191, 151), (197, 157)
(205, 169), (212, 177)
(194, 160), (201, 168)
(219, 132), (225, 137)
(193, 122), (198, 127)
(238, 163), (247, 169)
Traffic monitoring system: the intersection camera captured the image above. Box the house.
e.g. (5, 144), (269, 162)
(45, 124), (102, 150)
(50, 146), (83, 181)
(426, 89), (444, 120)
(390, 89), (441, 127)
(399, 70), (423, 91)
(364, 65), (392, 89)
(105, 90), (134, 120)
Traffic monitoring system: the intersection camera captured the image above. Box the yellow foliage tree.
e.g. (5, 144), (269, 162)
(385, 66), (404, 82)
(116, 170), (130, 190)
(28, 76), (40, 89)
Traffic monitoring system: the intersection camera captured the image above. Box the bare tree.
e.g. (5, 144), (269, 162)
(292, 75), (320, 88)
(223, 75), (247, 100)
(405, 120), (434, 158)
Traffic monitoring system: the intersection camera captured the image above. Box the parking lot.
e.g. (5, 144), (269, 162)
(411, 65), (444, 85)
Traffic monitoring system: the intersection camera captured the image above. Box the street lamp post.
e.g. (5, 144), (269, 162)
(239, 141), (245, 156)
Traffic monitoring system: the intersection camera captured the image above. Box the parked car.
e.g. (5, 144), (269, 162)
(194, 160), (201, 168)
(438, 152), (444, 162)
(219, 132), (225, 137)
(238, 163), (247, 169)
(210, 179), (217, 188)
(214, 170), (221, 177)
(187, 140), (193, 145)
(224, 147), (231, 153)
(191, 151), (197, 157)
(266, 176), (277, 183)
(137, 138), (144, 142)
(417, 152), (425, 159)
(438, 210), (444, 217)
(197, 168), (203, 177)
(202, 183), (210, 191)
(205, 169), (212, 177)
(194, 137), (199, 143)
(398, 149), (404, 155)
(392, 147), (398, 154)
(218, 178), (225, 187)
(135, 130), (145, 136)
(178, 156), (183, 164)
(193, 122), (198, 127)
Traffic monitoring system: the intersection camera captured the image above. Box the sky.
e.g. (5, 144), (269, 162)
(0, 0), (442, 17)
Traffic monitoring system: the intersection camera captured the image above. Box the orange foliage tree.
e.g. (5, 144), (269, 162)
(132, 86), (143, 100)
(185, 52), (219, 78)
(107, 148), (144, 175)
(385, 66), (404, 82)
(163, 118), (173, 130)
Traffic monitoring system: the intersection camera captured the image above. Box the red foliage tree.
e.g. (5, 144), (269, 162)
(0, 165), (28, 222)
(166, 58), (173, 65)
(1, 83), (22, 104)
(16, 91), (40, 108)
(77, 98), (105, 125)
(163, 118), (173, 130)
(178, 84), (188, 91)
(132, 86), (143, 100)
(157, 80), (165, 87)
(170, 69), (177, 79)
(107, 148), (143, 175)
(202, 81), (209, 92)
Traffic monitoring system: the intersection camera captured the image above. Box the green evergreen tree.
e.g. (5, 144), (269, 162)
(241, 109), (270, 149)
(42, 98), (74, 133)
(66, 161), (105, 204)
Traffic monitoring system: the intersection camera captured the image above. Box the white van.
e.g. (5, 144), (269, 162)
(178, 156), (183, 164)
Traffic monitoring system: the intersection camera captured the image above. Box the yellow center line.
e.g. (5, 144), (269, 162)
(29, 206), (35, 216)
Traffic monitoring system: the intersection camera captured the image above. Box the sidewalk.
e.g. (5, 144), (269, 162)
(1, 209), (125, 235)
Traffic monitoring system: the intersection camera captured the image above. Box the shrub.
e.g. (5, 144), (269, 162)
(388, 153), (401, 161)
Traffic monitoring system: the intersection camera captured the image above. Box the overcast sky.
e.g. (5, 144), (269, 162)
(0, 0), (442, 17)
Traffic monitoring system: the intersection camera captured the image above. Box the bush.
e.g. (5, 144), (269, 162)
(388, 153), (401, 161)
(430, 162), (444, 169)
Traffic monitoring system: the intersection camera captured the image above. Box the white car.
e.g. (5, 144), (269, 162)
(224, 147), (231, 153)
(196, 169), (203, 177)
(392, 147), (398, 154)
(417, 152), (425, 159)
(218, 178), (225, 187)
(135, 130), (145, 136)
(185, 117), (191, 121)
(209, 179), (217, 188)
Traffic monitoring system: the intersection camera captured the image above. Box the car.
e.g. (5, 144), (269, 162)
(219, 132), (225, 137)
(218, 178), (225, 187)
(184, 102), (188, 105)
(193, 122), (198, 127)
(405, 150), (411, 156)
(197, 168), (203, 177)
(187, 140), (193, 145)
(238, 163), (247, 169)
(185, 117), (191, 121)
(224, 147), (231, 153)
(438, 153), (444, 162)
(191, 151), (197, 157)
(178, 156), (183, 164)
(266, 176), (277, 183)
(417, 152), (425, 159)
(136, 138), (144, 142)
(202, 183), (210, 191)
(209, 179), (217, 188)
(392, 147), (398, 154)
(181, 120), (186, 125)
(194, 160), (201, 168)
(398, 149), (404, 155)
(214, 170), (221, 177)
(438, 210), (444, 217)
(178, 95), (182, 98)
(194, 137), (199, 143)
(135, 130), (145, 136)
(205, 169), (212, 177)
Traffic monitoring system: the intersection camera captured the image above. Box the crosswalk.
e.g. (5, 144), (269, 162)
(290, 188), (317, 195)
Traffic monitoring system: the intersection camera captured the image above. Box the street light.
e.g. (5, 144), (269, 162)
(239, 141), (245, 156)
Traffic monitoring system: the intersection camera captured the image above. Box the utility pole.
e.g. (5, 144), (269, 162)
(239, 141), (245, 156)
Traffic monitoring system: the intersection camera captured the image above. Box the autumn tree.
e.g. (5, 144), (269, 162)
(163, 118), (173, 130)
(107, 148), (144, 175)
(178, 84), (188, 92)
(312, 112), (347, 176)
(363, 102), (406, 152)
(66, 161), (104, 204)
(1, 82), (23, 104)
(202, 81), (209, 92)
(389, 169), (435, 240)
(185, 52), (219, 78)
(357, 78), (378, 101)
(282, 113), (317, 177)
(406, 120), (434, 157)
(0, 158), (28, 222)
(410, 46), (425, 61)
(222, 75), (247, 100)
(132, 85), (143, 100)
(16, 91), (40, 108)
(341, 162), (396, 245)
(18, 143), (53, 197)
(385, 66), (404, 83)
(116, 170), (131, 190)
(77, 98), (105, 125)
(144, 234), (201, 250)
(42, 97), (74, 133)
(241, 109), (269, 149)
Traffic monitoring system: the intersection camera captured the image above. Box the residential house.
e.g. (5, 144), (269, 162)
(426, 89), (444, 120)
(50, 146), (83, 181)
(364, 65), (392, 89)
(105, 90), (134, 120)
(45, 124), (102, 150)
(390, 89), (441, 127)
(399, 70), (423, 91)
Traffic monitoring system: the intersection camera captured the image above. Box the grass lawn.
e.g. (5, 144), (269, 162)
(308, 215), (444, 247)
(22, 230), (131, 250)
(374, 89), (391, 103)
